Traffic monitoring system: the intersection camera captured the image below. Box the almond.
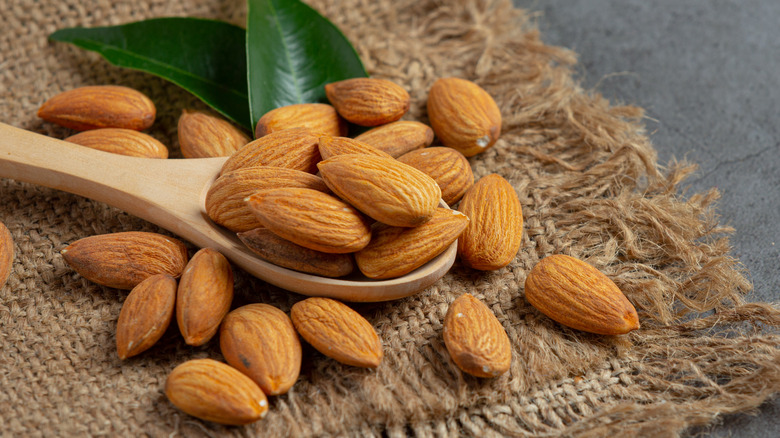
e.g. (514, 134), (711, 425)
(524, 254), (640, 335)
(325, 78), (410, 126)
(65, 128), (168, 158)
(317, 135), (392, 160)
(0, 222), (13, 289)
(457, 174), (523, 270)
(206, 166), (330, 233)
(443, 293), (511, 378)
(220, 304), (302, 396)
(291, 297), (382, 368)
(61, 232), (188, 290)
(176, 248), (234, 346)
(115, 274), (177, 360)
(220, 128), (322, 175)
(317, 154), (441, 227)
(397, 147), (474, 205)
(255, 103), (346, 138)
(165, 358), (268, 425)
(238, 228), (354, 277)
(178, 109), (250, 158)
(246, 188), (371, 254)
(354, 121), (434, 158)
(355, 208), (468, 279)
(37, 85), (155, 131)
(427, 77), (501, 157)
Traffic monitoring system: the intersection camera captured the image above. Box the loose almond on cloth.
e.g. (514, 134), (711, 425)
(255, 103), (346, 138)
(177, 109), (250, 158)
(443, 293), (511, 378)
(61, 231), (188, 289)
(325, 77), (410, 126)
(291, 297), (383, 368)
(237, 227), (355, 277)
(397, 146), (474, 205)
(317, 135), (393, 160)
(165, 358), (268, 426)
(115, 274), (177, 360)
(205, 166), (330, 233)
(220, 303), (302, 396)
(65, 128), (168, 158)
(354, 120), (434, 158)
(0, 221), (13, 289)
(37, 85), (156, 131)
(176, 248), (234, 346)
(317, 154), (441, 227)
(220, 128), (322, 175)
(524, 254), (640, 335)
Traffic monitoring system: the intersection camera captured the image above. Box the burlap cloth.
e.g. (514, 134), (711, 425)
(2, 0), (779, 436)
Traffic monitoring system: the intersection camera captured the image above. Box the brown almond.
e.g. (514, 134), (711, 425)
(318, 135), (393, 160)
(246, 188), (371, 254)
(354, 120), (434, 158)
(317, 154), (441, 227)
(397, 147), (474, 205)
(443, 293), (512, 378)
(176, 248), (233, 346)
(116, 274), (177, 360)
(238, 228), (354, 277)
(256, 103), (346, 138)
(0, 222), (13, 289)
(325, 78), (410, 126)
(61, 232), (188, 290)
(524, 254), (640, 335)
(165, 358), (268, 425)
(291, 297), (382, 368)
(65, 128), (168, 158)
(427, 77), (501, 157)
(37, 85), (155, 131)
(458, 174), (523, 270)
(220, 128), (322, 175)
(178, 109), (250, 158)
(206, 166), (330, 233)
(355, 208), (468, 279)
(220, 304), (302, 395)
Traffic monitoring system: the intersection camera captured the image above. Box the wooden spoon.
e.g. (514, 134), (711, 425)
(0, 122), (456, 302)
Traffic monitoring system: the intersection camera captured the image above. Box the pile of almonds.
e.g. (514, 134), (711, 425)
(34, 76), (640, 426)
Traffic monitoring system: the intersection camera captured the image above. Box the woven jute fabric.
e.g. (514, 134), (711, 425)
(2, 0), (779, 436)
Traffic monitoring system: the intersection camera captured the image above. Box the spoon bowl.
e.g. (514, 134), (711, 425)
(0, 122), (456, 302)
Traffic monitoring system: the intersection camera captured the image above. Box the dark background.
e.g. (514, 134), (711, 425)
(513, 0), (779, 436)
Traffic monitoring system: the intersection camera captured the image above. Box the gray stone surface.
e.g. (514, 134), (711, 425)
(512, 0), (780, 436)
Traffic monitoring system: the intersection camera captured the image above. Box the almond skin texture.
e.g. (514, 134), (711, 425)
(397, 147), (474, 205)
(317, 154), (441, 227)
(443, 293), (512, 378)
(165, 358), (268, 425)
(246, 188), (371, 254)
(238, 228), (354, 277)
(256, 103), (346, 138)
(325, 78), (410, 126)
(524, 254), (640, 335)
(220, 128), (322, 175)
(116, 274), (177, 360)
(65, 128), (168, 158)
(61, 232), (188, 290)
(37, 85), (155, 131)
(356, 208), (469, 279)
(458, 174), (523, 270)
(220, 304), (302, 396)
(178, 109), (250, 158)
(317, 135), (393, 160)
(206, 166), (330, 233)
(291, 297), (382, 368)
(354, 121), (434, 158)
(176, 248), (234, 346)
(427, 77), (501, 157)
(0, 222), (13, 289)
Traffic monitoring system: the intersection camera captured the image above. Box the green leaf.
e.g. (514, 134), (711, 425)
(50, 18), (252, 131)
(246, 0), (368, 132)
